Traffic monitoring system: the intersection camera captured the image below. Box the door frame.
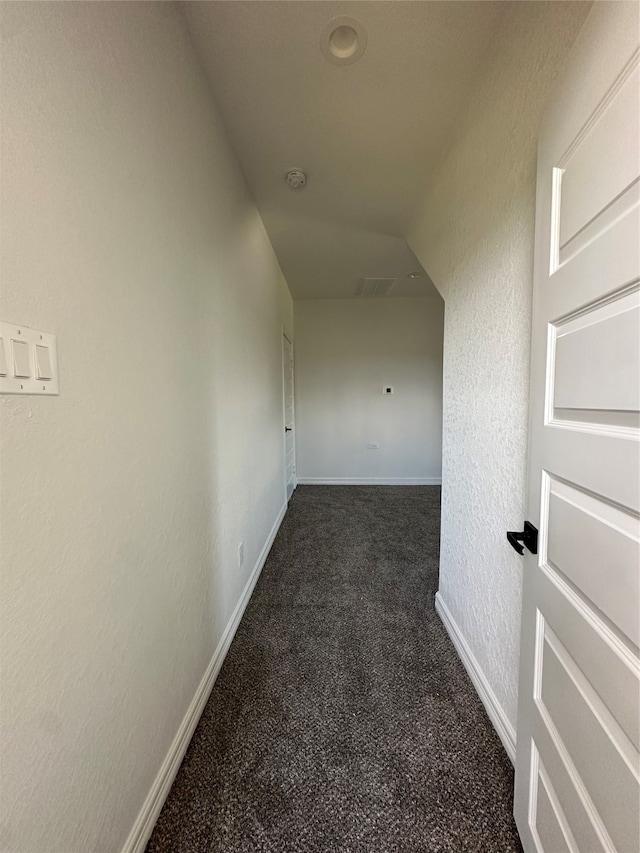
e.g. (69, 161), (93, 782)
(281, 330), (296, 504)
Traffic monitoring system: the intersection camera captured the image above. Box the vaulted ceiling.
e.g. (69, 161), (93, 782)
(183, 1), (505, 299)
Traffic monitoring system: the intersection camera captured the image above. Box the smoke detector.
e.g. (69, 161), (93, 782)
(321, 17), (367, 66)
(358, 278), (395, 297)
(286, 169), (307, 189)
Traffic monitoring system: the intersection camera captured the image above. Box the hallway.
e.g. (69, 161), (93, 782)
(7, 5), (631, 850)
(146, 487), (521, 852)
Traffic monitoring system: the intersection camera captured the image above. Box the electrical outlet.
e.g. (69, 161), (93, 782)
(367, 442), (380, 450)
(237, 542), (244, 568)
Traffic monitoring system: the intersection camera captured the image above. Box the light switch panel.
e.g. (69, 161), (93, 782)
(0, 323), (58, 395)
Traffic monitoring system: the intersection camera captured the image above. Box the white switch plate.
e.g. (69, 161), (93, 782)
(0, 322), (59, 395)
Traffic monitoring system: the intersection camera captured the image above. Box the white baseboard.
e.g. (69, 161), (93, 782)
(121, 502), (287, 853)
(296, 477), (442, 486)
(435, 591), (516, 764)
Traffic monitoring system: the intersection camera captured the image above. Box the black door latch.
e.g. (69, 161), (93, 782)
(507, 521), (538, 555)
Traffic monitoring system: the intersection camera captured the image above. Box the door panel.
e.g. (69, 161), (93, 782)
(537, 625), (637, 851)
(552, 292), (640, 414)
(545, 478), (640, 647)
(532, 717), (607, 853)
(537, 566), (639, 752)
(551, 200), (639, 306)
(531, 752), (577, 853)
(558, 62), (639, 249)
(514, 4), (640, 852)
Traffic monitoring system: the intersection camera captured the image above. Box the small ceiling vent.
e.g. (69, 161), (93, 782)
(358, 278), (396, 297)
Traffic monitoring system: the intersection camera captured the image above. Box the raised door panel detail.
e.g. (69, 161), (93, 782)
(530, 747), (577, 853)
(532, 676), (608, 853)
(558, 60), (640, 253)
(552, 289), (639, 416)
(538, 567), (639, 752)
(536, 623), (639, 853)
(549, 199), (640, 318)
(545, 476), (640, 647)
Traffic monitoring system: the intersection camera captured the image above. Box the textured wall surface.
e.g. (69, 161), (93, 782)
(408, 2), (591, 729)
(294, 298), (443, 483)
(0, 3), (292, 852)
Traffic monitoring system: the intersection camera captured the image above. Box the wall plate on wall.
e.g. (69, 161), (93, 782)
(383, 386), (394, 395)
(0, 322), (59, 395)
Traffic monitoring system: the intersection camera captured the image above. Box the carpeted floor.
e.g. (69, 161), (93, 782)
(146, 486), (522, 853)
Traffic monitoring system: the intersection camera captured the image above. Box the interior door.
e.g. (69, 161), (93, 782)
(283, 333), (296, 502)
(514, 4), (640, 852)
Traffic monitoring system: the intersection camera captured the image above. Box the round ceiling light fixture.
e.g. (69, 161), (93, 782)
(321, 16), (367, 66)
(285, 169), (307, 189)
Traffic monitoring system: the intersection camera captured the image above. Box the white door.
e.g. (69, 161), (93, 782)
(514, 4), (640, 852)
(282, 333), (296, 502)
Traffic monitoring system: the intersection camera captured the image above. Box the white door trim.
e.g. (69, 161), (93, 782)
(282, 330), (296, 502)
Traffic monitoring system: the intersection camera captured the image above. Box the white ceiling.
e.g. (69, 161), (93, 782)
(183, 1), (504, 299)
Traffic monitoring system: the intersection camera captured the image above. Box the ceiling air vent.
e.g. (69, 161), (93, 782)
(358, 278), (395, 297)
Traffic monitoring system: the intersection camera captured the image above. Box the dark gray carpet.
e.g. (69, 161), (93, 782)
(146, 486), (522, 853)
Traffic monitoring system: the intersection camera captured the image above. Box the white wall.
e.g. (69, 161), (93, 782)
(407, 1), (591, 748)
(0, 4), (292, 852)
(294, 298), (443, 485)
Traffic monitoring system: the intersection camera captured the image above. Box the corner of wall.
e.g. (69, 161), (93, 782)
(405, 0), (592, 742)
